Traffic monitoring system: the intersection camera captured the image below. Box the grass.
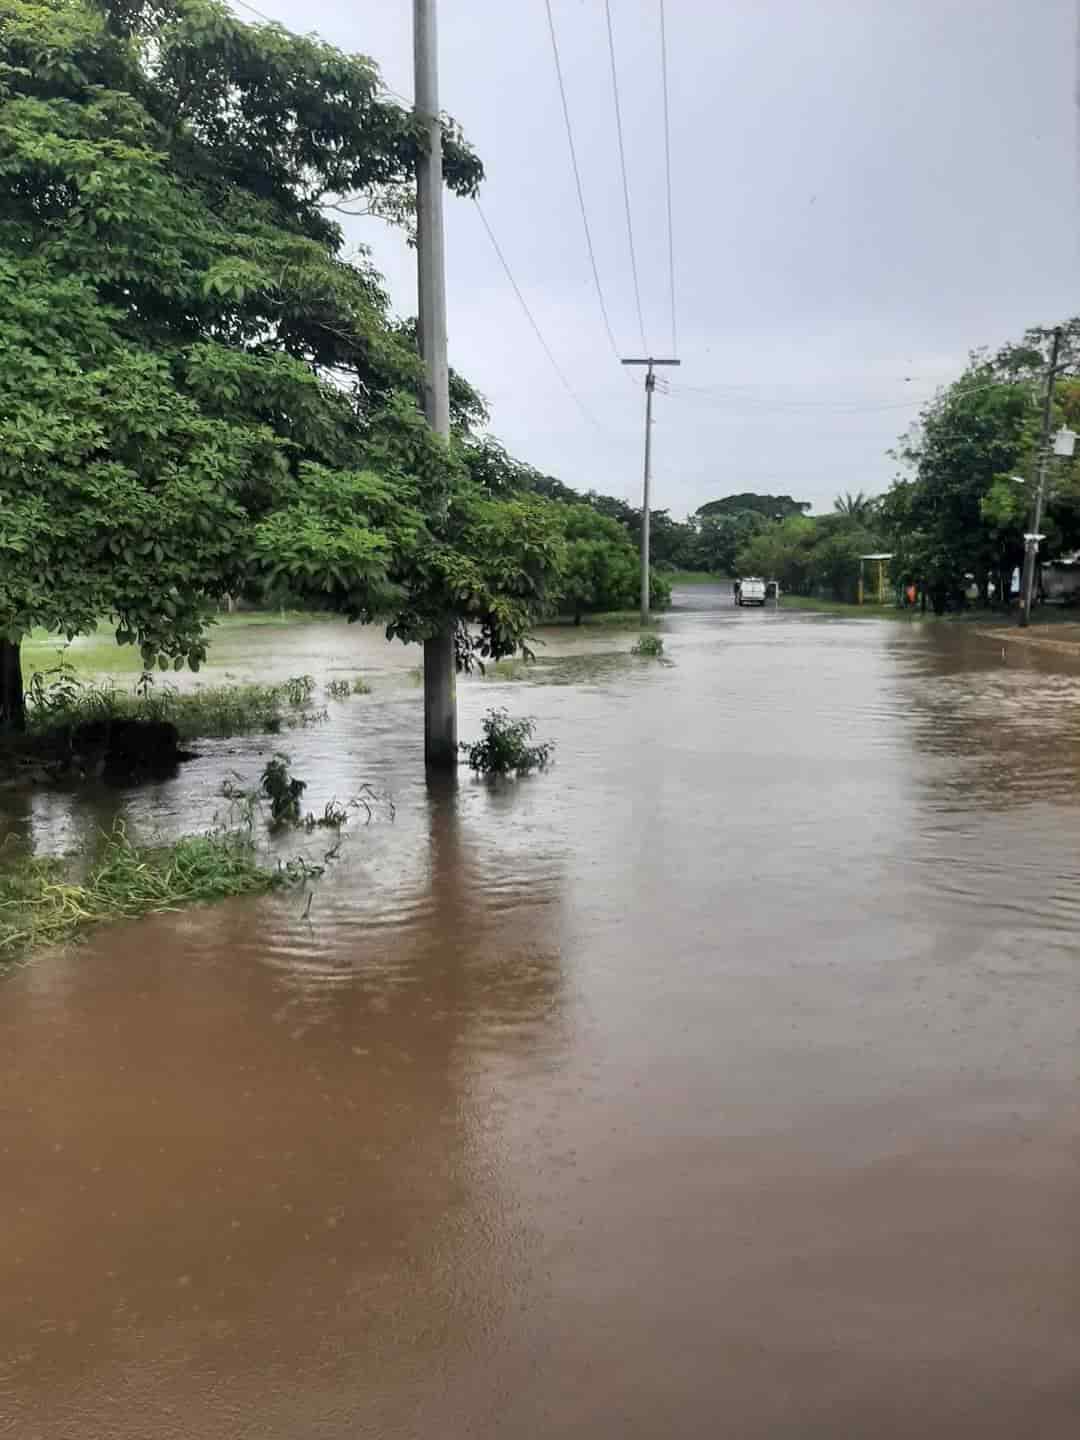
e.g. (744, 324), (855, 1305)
(777, 594), (1056, 624)
(0, 821), (310, 963)
(545, 609), (662, 628)
(21, 666), (346, 741)
(661, 569), (726, 586)
(20, 611), (341, 679)
(779, 595), (902, 617)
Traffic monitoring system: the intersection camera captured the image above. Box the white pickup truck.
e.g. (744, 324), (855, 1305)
(735, 576), (767, 607)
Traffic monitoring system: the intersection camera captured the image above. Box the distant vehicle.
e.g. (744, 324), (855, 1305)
(736, 576), (767, 607)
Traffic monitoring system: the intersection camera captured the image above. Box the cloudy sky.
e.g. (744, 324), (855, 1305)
(239, 0), (1078, 517)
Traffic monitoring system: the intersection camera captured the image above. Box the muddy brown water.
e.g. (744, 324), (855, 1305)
(4, 590), (1080, 1438)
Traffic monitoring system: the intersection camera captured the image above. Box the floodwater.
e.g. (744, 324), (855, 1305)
(3, 588), (1080, 1438)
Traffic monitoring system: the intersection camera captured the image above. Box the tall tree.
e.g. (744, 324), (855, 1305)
(0, 0), (564, 728)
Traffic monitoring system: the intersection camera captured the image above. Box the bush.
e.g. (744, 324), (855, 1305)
(460, 708), (553, 776)
(631, 633), (664, 657)
(260, 753), (307, 828)
(22, 663), (329, 741)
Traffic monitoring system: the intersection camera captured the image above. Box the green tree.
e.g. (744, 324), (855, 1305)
(552, 504), (669, 622)
(735, 516), (817, 594)
(0, 0), (564, 728)
(697, 492), (810, 521)
(833, 491), (877, 523)
(692, 510), (767, 575)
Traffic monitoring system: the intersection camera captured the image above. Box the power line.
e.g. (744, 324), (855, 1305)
(658, 0), (677, 356)
(543, 0), (622, 362)
(472, 198), (609, 436)
(604, 0), (648, 354)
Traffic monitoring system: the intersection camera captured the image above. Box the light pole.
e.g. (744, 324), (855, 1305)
(1019, 328), (1063, 628)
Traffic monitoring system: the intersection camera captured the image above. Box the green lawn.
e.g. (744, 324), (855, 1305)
(661, 570), (726, 586)
(20, 610), (337, 677)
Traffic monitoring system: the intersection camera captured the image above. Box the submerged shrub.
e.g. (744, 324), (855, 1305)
(22, 665), (330, 741)
(461, 708), (553, 776)
(631, 633), (664, 657)
(260, 754), (306, 828)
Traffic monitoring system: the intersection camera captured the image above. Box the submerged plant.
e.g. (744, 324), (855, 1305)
(260, 754), (306, 828)
(631, 633), (664, 657)
(460, 708), (553, 776)
(283, 674), (316, 705)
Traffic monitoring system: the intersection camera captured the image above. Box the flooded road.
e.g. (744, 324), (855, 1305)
(4, 590), (1080, 1438)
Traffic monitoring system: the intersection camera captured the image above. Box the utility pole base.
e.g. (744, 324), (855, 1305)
(423, 628), (457, 769)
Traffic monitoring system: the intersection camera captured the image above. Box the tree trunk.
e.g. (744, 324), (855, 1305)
(0, 638), (25, 733)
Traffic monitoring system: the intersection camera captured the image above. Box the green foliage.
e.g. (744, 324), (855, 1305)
(460, 708), (553, 776)
(260, 753), (306, 827)
(697, 493), (810, 520)
(631, 633), (664, 657)
(0, 0), (566, 719)
(547, 503), (670, 621)
(0, 820), (298, 961)
(690, 510), (768, 575)
(876, 326), (1080, 610)
(22, 662), (327, 738)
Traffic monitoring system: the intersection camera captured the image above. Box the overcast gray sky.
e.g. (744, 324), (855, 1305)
(245, 0), (1078, 517)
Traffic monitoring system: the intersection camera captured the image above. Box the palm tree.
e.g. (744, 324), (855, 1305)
(834, 490), (876, 523)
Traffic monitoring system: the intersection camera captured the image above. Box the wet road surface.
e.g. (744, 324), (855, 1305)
(3, 590), (1080, 1437)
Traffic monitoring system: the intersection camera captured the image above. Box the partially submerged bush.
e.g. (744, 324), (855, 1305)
(461, 708), (553, 776)
(631, 633), (664, 657)
(22, 663), (330, 742)
(260, 754), (307, 828)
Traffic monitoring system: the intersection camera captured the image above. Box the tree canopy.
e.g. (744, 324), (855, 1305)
(697, 493), (810, 521)
(0, 0), (568, 725)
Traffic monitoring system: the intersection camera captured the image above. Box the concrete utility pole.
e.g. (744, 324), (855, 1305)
(621, 357), (680, 623)
(1019, 326), (1063, 629)
(414, 0), (456, 766)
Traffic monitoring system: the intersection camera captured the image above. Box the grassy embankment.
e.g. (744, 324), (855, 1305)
(779, 595), (1080, 629)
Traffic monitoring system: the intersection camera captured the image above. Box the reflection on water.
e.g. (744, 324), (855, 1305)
(3, 593), (1080, 1438)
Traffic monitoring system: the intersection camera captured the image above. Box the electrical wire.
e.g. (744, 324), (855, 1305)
(472, 198), (610, 436)
(544, 0), (622, 363)
(658, 0), (677, 357)
(604, 0), (648, 354)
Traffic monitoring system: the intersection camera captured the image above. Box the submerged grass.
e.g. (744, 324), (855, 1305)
(0, 822), (308, 963)
(23, 666), (340, 741)
(544, 610), (662, 628)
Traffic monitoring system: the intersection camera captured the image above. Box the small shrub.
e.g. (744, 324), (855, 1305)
(283, 674), (316, 705)
(260, 754), (306, 828)
(461, 708), (553, 776)
(631, 633), (664, 657)
(351, 675), (372, 694)
(325, 679), (351, 701)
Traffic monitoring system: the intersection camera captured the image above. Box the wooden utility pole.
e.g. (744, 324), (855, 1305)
(621, 356), (680, 623)
(414, 0), (456, 766)
(1019, 327), (1063, 629)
